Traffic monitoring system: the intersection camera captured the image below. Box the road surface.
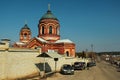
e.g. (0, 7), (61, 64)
(45, 61), (120, 80)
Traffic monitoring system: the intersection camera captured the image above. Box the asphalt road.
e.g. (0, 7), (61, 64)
(46, 61), (120, 80)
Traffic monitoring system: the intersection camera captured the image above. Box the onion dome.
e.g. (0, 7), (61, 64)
(21, 24), (30, 31)
(40, 4), (58, 21)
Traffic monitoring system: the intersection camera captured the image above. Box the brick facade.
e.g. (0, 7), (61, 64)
(13, 8), (75, 57)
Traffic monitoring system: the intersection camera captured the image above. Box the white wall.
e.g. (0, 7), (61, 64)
(41, 57), (90, 72)
(0, 50), (91, 79)
(0, 51), (40, 79)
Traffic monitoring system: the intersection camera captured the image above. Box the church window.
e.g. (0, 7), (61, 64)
(66, 51), (69, 56)
(49, 26), (52, 34)
(56, 28), (57, 35)
(23, 33), (27, 39)
(42, 26), (44, 34)
(57, 27), (59, 35)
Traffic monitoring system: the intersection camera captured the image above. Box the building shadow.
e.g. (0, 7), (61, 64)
(35, 62), (52, 73)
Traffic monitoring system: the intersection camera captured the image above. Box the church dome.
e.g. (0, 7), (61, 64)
(21, 24), (30, 31)
(40, 10), (58, 21)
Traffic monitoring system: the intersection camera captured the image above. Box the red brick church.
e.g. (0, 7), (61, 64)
(13, 6), (75, 57)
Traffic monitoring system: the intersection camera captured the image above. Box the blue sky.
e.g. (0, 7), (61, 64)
(0, 0), (120, 52)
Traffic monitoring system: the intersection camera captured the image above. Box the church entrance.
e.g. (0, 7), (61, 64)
(66, 51), (69, 57)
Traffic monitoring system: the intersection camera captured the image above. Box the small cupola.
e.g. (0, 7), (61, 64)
(20, 24), (31, 43)
(21, 24), (30, 31)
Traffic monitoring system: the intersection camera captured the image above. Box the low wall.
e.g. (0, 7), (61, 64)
(0, 51), (40, 79)
(40, 57), (90, 72)
(0, 51), (91, 79)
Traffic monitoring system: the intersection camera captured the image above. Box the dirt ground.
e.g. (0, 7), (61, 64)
(45, 61), (120, 80)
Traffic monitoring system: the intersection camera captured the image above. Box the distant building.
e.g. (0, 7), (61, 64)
(0, 39), (10, 50)
(13, 5), (75, 57)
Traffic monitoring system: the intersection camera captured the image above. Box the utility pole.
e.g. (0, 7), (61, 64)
(43, 42), (46, 73)
(91, 44), (93, 52)
(91, 44), (94, 62)
(54, 58), (58, 75)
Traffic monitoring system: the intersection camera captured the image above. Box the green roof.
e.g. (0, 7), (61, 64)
(40, 10), (58, 21)
(21, 24), (30, 30)
(21, 24), (31, 31)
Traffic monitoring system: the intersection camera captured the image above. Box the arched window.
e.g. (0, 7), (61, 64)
(42, 26), (44, 34)
(56, 28), (57, 35)
(66, 51), (69, 57)
(57, 27), (59, 35)
(23, 33), (27, 39)
(49, 26), (52, 34)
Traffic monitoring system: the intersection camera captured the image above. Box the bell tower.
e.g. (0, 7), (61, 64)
(20, 24), (31, 43)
